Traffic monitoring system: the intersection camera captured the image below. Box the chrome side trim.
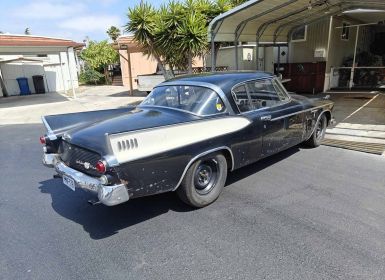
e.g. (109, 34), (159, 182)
(270, 103), (333, 121)
(139, 105), (229, 118)
(172, 146), (234, 191)
(41, 116), (57, 140)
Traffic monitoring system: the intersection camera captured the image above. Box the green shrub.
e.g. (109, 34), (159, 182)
(79, 68), (105, 85)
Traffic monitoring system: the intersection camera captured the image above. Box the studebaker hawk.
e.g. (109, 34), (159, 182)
(41, 72), (334, 208)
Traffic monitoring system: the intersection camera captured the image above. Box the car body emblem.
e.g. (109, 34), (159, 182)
(75, 160), (92, 170)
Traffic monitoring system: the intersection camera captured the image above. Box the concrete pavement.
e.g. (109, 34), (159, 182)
(1, 123), (385, 280)
(0, 85), (146, 125)
(323, 91), (385, 155)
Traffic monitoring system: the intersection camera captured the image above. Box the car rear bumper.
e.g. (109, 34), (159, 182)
(43, 153), (129, 206)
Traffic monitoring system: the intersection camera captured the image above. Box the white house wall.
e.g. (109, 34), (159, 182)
(0, 46), (79, 96)
(44, 54), (64, 92)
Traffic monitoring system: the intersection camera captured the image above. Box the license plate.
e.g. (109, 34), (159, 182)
(63, 175), (76, 191)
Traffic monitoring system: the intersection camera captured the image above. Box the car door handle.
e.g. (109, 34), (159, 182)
(261, 115), (272, 121)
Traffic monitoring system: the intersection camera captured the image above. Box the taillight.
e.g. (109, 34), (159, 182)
(40, 136), (47, 145)
(96, 160), (107, 174)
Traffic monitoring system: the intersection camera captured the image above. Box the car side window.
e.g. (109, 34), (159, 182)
(272, 79), (290, 101)
(245, 79), (289, 109)
(231, 84), (253, 113)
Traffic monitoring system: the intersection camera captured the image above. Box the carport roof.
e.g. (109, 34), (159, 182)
(208, 0), (385, 43)
(0, 34), (85, 48)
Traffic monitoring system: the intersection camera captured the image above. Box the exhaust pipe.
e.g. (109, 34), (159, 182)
(88, 200), (101, 206)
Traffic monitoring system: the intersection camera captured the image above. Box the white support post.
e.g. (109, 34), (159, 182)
(59, 54), (67, 94)
(324, 16), (333, 92)
(349, 25), (359, 90)
(235, 41), (239, 70)
(211, 31), (216, 72)
(67, 48), (76, 99)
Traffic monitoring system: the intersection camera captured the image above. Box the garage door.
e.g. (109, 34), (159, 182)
(1, 62), (45, 95)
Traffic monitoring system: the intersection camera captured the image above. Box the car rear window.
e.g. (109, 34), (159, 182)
(140, 85), (226, 116)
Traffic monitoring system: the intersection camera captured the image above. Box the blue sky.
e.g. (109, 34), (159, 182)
(0, 0), (167, 42)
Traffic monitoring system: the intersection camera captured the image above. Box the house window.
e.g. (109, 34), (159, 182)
(291, 25), (307, 42)
(341, 22), (350, 40)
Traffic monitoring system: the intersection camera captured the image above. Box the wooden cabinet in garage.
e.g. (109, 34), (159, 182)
(276, 62), (326, 94)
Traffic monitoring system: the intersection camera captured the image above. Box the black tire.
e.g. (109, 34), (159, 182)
(305, 114), (327, 147)
(177, 153), (227, 208)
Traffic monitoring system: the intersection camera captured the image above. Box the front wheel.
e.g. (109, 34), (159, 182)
(177, 153), (227, 208)
(305, 114), (327, 147)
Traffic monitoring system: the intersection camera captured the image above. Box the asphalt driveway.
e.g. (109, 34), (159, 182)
(1, 124), (385, 280)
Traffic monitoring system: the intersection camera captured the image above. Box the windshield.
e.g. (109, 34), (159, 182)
(140, 85), (226, 116)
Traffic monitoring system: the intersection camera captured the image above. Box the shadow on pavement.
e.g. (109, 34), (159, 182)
(226, 146), (300, 186)
(39, 179), (193, 239)
(39, 146), (300, 240)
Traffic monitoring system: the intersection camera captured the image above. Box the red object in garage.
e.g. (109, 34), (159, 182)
(276, 62), (326, 94)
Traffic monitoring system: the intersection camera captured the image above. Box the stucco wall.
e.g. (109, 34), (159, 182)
(119, 50), (204, 89)
(119, 50), (158, 89)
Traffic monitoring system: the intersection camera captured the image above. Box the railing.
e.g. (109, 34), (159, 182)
(329, 66), (385, 90)
(192, 66), (229, 74)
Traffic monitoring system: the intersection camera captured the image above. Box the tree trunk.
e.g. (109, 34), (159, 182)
(188, 51), (193, 74)
(154, 55), (168, 80)
(104, 66), (109, 85)
(214, 42), (221, 71)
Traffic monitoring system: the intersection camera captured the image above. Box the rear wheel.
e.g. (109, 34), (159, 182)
(177, 153), (227, 208)
(305, 114), (327, 147)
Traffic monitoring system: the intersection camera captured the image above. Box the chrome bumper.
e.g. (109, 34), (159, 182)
(42, 153), (129, 206)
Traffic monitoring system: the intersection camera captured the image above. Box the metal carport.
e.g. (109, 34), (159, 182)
(208, 0), (385, 70)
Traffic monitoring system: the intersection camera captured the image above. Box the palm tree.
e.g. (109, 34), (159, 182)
(125, 3), (168, 78)
(106, 26), (121, 42)
(154, 1), (187, 72)
(176, 11), (207, 74)
(126, 0), (237, 76)
(24, 28), (31, 35)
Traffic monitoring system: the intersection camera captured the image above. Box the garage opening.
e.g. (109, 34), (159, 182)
(208, 0), (385, 93)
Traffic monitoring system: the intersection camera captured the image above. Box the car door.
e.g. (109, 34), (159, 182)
(271, 79), (305, 149)
(231, 83), (265, 165)
(245, 78), (304, 157)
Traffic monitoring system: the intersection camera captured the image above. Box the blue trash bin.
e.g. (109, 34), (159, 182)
(16, 77), (31, 95)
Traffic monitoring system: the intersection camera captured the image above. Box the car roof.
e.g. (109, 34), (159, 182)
(166, 71), (274, 93)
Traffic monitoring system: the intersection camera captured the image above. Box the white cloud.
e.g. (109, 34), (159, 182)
(11, 2), (86, 19)
(58, 15), (122, 32)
